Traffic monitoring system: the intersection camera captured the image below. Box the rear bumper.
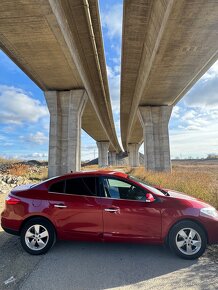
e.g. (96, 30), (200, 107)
(1, 215), (22, 234)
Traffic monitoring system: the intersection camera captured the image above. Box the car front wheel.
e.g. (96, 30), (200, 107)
(169, 220), (207, 259)
(21, 218), (56, 255)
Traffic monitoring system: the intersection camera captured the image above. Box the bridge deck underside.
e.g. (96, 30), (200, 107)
(0, 0), (120, 152)
(121, 0), (218, 149)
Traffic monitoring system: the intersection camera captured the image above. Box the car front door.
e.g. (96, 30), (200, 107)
(100, 177), (162, 243)
(47, 176), (103, 241)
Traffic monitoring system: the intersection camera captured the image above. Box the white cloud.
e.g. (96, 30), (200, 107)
(106, 65), (114, 78)
(184, 61), (218, 109)
(30, 152), (48, 158)
(2, 126), (15, 133)
(107, 65), (120, 113)
(111, 57), (121, 65)
(170, 124), (218, 158)
(0, 85), (48, 125)
(81, 145), (97, 151)
(101, 3), (123, 39)
(172, 60), (218, 158)
(181, 110), (197, 121)
(169, 106), (218, 158)
(20, 131), (48, 145)
(171, 106), (180, 118)
(0, 134), (5, 141)
(0, 134), (13, 147)
(176, 106), (216, 131)
(20, 152), (48, 160)
(201, 60), (218, 81)
(0, 152), (48, 161)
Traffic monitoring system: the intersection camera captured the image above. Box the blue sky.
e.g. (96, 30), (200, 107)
(0, 0), (217, 160)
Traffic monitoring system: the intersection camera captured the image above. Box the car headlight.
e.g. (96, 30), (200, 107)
(200, 207), (218, 218)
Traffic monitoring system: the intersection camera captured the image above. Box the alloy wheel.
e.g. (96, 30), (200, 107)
(25, 224), (49, 251)
(176, 228), (202, 256)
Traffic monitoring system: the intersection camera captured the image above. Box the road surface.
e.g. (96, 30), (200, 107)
(0, 229), (217, 290)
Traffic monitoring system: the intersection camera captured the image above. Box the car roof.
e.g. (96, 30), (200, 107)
(61, 170), (128, 179)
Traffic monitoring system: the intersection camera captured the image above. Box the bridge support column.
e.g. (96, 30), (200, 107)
(138, 106), (172, 172)
(45, 90), (87, 177)
(109, 151), (117, 166)
(128, 143), (140, 167)
(97, 141), (110, 167)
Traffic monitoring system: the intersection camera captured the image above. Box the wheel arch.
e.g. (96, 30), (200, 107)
(165, 218), (208, 245)
(19, 215), (57, 238)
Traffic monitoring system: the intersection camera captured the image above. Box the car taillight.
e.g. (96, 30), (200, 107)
(6, 196), (21, 205)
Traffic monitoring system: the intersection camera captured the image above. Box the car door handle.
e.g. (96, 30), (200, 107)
(54, 204), (67, 208)
(104, 208), (118, 213)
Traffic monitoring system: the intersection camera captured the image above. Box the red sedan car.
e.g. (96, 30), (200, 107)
(1, 171), (218, 259)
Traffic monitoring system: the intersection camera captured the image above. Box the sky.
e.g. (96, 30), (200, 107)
(0, 0), (217, 161)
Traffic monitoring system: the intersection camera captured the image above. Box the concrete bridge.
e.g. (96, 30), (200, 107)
(121, 0), (218, 171)
(1, 0), (218, 175)
(0, 0), (121, 177)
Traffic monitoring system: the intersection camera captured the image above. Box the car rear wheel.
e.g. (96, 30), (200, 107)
(21, 218), (56, 255)
(169, 220), (207, 259)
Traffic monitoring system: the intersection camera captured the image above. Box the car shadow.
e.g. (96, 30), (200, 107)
(0, 232), (217, 290)
(0, 231), (43, 290)
(21, 240), (218, 290)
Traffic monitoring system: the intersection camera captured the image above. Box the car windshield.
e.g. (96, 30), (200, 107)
(129, 176), (166, 196)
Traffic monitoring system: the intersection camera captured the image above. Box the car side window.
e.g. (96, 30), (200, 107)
(65, 177), (97, 196)
(103, 178), (146, 201)
(49, 180), (65, 193)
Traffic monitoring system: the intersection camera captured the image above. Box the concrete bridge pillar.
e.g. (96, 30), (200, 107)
(45, 90), (87, 177)
(128, 143), (140, 167)
(138, 106), (172, 172)
(108, 151), (117, 166)
(97, 141), (110, 167)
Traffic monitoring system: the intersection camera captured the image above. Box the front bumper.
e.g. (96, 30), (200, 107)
(201, 217), (218, 244)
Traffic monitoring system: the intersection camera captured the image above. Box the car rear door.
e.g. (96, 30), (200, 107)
(47, 176), (103, 241)
(100, 177), (162, 243)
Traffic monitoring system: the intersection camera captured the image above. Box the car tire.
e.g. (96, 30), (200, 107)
(169, 220), (207, 259)
(20, 217), (56, 255)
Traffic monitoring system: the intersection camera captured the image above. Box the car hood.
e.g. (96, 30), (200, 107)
(167, 190), (198, 201)
(164, 189), (213, 208)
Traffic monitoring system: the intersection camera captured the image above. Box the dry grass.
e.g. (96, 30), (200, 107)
(82, 165), (99, 170)
(0, 156), (21, 164)
(8, 164), (29, 176)
(28, 167), (48, 181)
(125, 163), (218, 209)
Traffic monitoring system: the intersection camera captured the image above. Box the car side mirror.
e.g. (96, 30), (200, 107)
(145, 193), (155, 203)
